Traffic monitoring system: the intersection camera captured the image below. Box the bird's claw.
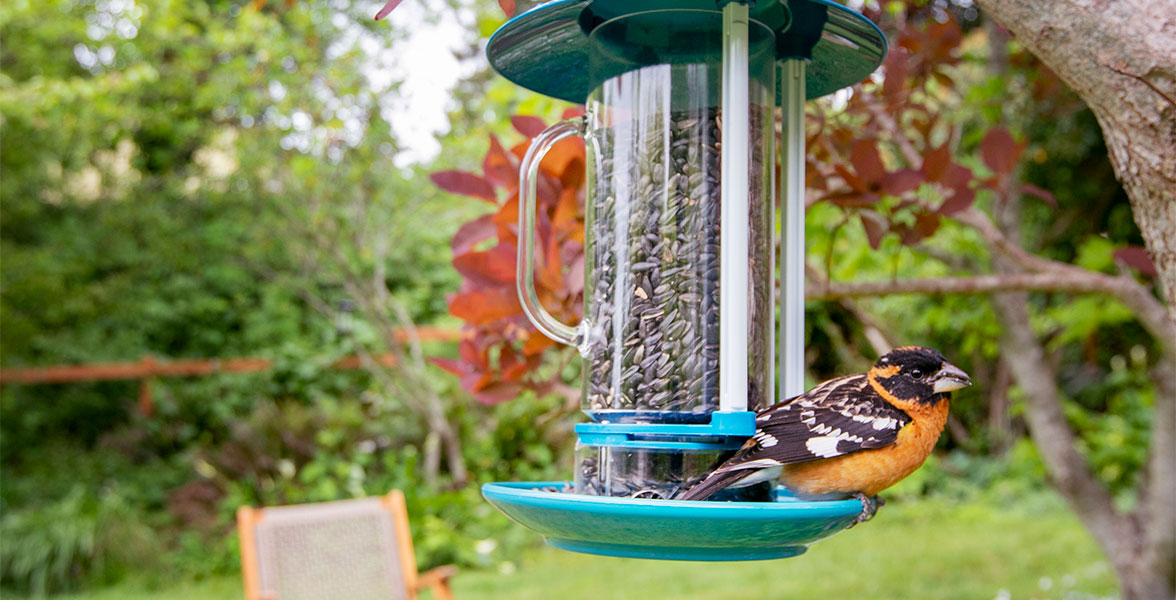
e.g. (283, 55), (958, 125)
(850, 493), (882, 527)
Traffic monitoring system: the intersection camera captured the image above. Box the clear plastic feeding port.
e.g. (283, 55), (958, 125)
(575, 438), (772, 501)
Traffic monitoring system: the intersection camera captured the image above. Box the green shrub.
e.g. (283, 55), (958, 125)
(0, 487), (159, 596)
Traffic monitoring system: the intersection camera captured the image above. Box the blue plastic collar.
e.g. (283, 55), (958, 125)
(575, 411), (756, 450)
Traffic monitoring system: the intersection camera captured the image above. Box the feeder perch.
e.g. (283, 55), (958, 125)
(483, 0), (887, 561)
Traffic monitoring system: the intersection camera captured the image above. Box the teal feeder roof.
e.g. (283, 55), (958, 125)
(486, 0), (887, 103)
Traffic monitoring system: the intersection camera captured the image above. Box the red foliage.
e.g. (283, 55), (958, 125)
(430, 171), (497, 203)
(432, 117), (586, 404)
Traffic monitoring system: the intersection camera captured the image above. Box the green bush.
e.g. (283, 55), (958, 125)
(0, 487), (159, 596)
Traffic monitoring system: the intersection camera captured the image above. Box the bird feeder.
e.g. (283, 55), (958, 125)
(481, 0), (887, 560)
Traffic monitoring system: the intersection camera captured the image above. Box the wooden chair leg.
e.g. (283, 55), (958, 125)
(416, 565), (457, 600)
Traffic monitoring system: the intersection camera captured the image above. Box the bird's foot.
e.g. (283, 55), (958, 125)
(850, 493), (882, 527)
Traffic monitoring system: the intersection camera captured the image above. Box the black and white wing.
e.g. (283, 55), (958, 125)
(677, 374), (912, 500)
(740, 373), (911, 466)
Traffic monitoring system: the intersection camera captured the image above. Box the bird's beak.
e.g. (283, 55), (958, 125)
(932, 363), (972, 393)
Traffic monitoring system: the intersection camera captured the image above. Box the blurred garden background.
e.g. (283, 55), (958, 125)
(1, 0), (1171, 598)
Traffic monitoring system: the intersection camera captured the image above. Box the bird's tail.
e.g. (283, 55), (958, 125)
(675, 468), (751, 502)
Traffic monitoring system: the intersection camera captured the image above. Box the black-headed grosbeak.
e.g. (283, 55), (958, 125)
(676, 346), (971, 521)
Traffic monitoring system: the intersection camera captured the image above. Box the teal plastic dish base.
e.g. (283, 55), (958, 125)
(482, 481), (862, 561)
(486, 0), (886, 103)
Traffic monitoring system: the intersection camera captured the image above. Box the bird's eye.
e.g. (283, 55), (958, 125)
(909, 369), (924, 379)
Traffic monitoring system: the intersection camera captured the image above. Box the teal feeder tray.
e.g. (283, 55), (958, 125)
(482, 482), (862, 561)
(485, 0), (887, 561)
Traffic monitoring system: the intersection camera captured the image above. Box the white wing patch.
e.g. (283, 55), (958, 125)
(752, 431), (778, 447)
(806, 436), (845, 458)
(804, 426), (867, 458)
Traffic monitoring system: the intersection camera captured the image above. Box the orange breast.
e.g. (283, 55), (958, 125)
(780, 400), (949, 497)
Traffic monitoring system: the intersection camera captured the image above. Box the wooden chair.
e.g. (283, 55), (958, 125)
(237, 491), (456, 600)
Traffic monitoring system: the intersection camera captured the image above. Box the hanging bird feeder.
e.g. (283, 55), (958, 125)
(481, 0), (887, 561)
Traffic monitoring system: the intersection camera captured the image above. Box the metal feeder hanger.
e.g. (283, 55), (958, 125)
(482, 0), (887, 561)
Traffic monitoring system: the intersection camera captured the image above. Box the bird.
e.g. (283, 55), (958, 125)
(675, 346), (971, 522)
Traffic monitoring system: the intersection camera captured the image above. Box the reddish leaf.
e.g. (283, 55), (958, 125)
(832, 164), (866, 192)
(1113, 246), (1158, 277)
(449, 287), (522, 324)
(483, 134), (516, 189)
(538, 137), (585, 181)
(498, 344), (520, 369)
(565, 253), (585, 295)
(939, 187), (976, 215)
(511, 115), (547, 138)
(561, 106), (586, 120)
(431, 171), (496, 202)
(493, 194), (519, 243)
(452, 244), (516, 285)
(896, 211), (941, 245)
(522, 332), (556, 355)
(452, 214), (496, 256)
(914, 211), (941, 238)
(559, 154), (585, 191)
(501, 358), (530, 382)
(849, 139), (886, 184)
(860, 210), (889, 250)
(473, 381), (524, 405)
(822, 190), (880, 208)
(430, 357), (470, 378)
(509, 140), (530, 162)
(941, 162), (974, 191)
(497, 0), (515, 17)
(1018, 183), (1057, 208)
(879, 169), (924, 196)
(536, 223), (563, 292)
(459, 337), (486, 369)
(552, 188), (580, 235)
(471, 372), (496, 392)
(921, 144), (951, 182)
(882, 48), (910, 102)
(980, 128), (1022, 176)
(373, 0), (404, 20)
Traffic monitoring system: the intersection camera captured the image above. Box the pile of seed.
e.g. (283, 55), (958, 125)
(574, 450), (774, 501)
(574, 450), (706, 499)
(583, 107), (771, 423)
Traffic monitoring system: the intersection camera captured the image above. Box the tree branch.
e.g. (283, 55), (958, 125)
(989, 283), (1138, 578)
(976, 0), (1176, 315)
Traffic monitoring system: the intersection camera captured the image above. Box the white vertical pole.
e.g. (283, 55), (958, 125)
(719, 2), (749, 414)
(778, 59), (806, 401)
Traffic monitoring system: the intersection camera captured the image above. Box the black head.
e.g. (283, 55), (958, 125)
(869, 346), (971, 405)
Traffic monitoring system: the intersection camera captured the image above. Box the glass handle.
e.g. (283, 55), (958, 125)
(516, 117), (586, 349)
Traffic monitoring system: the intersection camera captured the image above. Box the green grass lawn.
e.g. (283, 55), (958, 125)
(48, 497), (1117, 600)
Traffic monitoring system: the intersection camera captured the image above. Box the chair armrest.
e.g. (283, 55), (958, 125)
(416, 565), (458, 600)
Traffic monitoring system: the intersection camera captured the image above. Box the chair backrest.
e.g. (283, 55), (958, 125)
(237, 491), (419, 600)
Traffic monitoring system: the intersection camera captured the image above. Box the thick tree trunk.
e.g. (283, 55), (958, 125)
(976, 0), (1176, 312)
(991, 289), (1171, 600)
(967, 4), (1175, 596)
